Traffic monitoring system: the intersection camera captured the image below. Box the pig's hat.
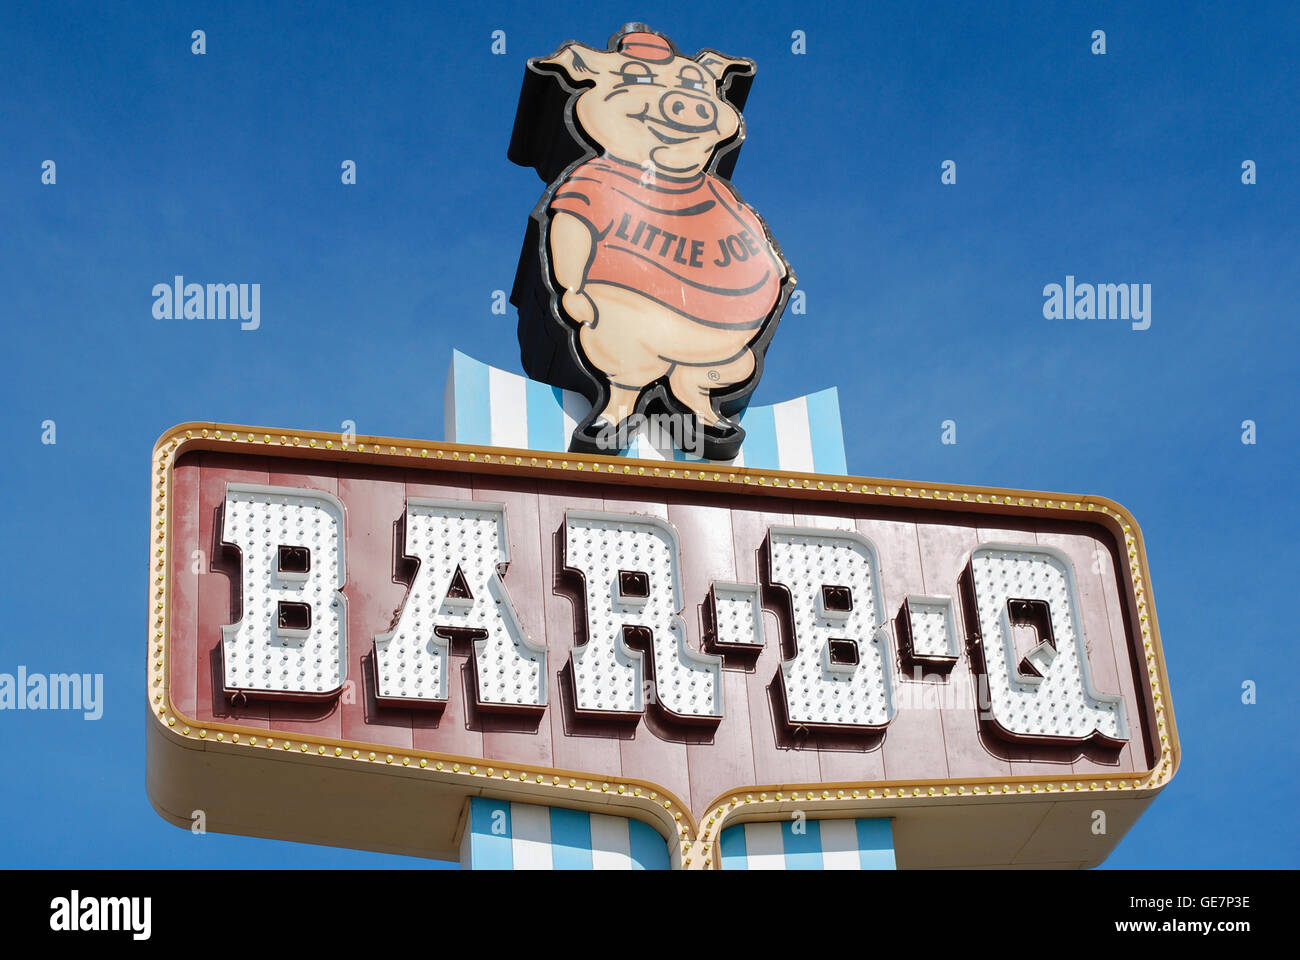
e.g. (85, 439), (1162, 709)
(617, 27), (675, 64)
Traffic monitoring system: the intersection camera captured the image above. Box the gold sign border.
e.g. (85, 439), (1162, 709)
(148, 422), (1179, 869)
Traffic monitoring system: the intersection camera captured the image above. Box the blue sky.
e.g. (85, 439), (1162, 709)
(1, 1), (1295, 868)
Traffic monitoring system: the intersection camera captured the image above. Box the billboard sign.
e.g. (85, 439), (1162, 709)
(147, 423), (1177, 868)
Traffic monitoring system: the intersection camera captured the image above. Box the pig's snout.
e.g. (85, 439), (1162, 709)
(656, 90), (718, 134)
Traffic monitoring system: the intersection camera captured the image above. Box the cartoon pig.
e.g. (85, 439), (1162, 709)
(509, 24), (795, 461)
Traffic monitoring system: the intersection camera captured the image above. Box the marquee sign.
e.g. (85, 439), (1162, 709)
(146, 423), (1178, 869)
(509, 24), (794, 460)
(146, 23), (1176, 870)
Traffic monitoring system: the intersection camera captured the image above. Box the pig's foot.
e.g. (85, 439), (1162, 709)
(598, 385), (641, 426)
(689, 406), (723, 428)
(694, 418), (746, 461)
(667, 370), (722, 425)
(667, 353), (756, 460)
(569, 385), (643, 455)
(668, 351), (755, 421)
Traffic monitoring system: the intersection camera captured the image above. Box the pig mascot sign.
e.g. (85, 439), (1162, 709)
(509, 24), (795, 461)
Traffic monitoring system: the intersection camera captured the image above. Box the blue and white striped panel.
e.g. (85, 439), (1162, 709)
(718, 818), (895, 870)
(444, 350), (846, 474)
(460, 798), (671, 870)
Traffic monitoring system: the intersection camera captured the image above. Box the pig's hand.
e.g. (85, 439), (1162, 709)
(562, 288), (597, 326)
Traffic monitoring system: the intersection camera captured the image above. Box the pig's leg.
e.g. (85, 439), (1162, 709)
(668, 348), (756, 426)
(577, 285), (674, 428)
(578, 325), (668, 426)
(597, 385), (641, 427)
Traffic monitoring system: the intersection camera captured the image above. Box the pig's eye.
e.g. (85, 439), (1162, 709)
(615, 62), (661, 87)
(676, 66), (708, 92)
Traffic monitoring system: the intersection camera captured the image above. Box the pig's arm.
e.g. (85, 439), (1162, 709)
(758, 222), (788, 280)
(740, 202), (789, 281)
(550, 212), (597, 326)
(770, 236), (788, 279)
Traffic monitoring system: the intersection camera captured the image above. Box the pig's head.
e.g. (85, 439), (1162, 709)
(534, 25), (753, 178)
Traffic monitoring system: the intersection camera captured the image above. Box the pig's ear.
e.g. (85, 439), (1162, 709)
(512, 42), (615, 181)
(535, 43), (617, 82)
(695, 51), (754, 81)
(695, 51), (755, 109)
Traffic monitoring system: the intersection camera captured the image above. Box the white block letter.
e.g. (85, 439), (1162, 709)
(375, 500), (546, 710)
(564, 511), (721, 720)
(966, 545), (1126, 743)
(767, 527), (893, 729)
(220, 484), (347, 697)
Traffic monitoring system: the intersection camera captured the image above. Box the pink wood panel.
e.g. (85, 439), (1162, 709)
(172, 454), (1154, 821)
(194, 454), (271, 729)
(698, 670), (754, 810)
(167, 458), (200, 720)
(535, 482), (621, 777)
(852, 505), (946, 783)
(1091, 534), (1153, 769)
(979, 517), (1037, 545)
(403, 470), (472, 503)
(1034, 521), (1135, 776)
(729, 501), (821, 789)
(788, 501), (888, 785)
(336, 464), (411, 752)
(666, 493), (741, 658)
(669, 495), (758, 814)
(472, 474), (554, 768)
(404, 471), (483, 762)
(599, 488), (692, 816)
(267, 460), (344, 741)
(914, 513), (1011, 782)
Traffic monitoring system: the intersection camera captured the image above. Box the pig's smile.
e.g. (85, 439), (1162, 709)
(647, 125), (695, 145)
(626, 103), (714, 142)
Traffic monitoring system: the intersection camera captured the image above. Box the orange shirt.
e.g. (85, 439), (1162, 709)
(550, 158), (781, 329)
